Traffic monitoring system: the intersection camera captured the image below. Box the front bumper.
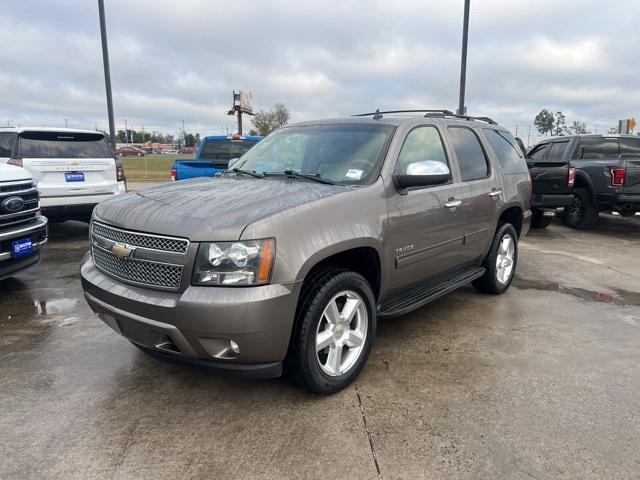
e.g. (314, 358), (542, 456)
(0, 216), (49, 280)
(80, 253), (301, 378)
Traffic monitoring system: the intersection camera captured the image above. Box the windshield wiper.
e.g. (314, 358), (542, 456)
(263, 170), (335, 185)
(226, 167), (264, 178)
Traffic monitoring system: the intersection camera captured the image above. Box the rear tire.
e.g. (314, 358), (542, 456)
(287, 269), (376, 395)
(473, 223), (518, 294)
(562, 188), (599, 229)
(530, 209), (553, 229)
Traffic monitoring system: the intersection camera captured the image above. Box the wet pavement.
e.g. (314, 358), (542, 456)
(1, 214), (640, 479)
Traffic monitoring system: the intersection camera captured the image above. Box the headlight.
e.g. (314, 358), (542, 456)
(192, 239), (275, 286)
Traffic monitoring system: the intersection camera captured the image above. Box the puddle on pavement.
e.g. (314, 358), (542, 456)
(3, 297), (81, 320)
(513, 278), (640, 307)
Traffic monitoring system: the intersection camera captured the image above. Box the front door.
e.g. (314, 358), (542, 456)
(386, 125), (468, 295)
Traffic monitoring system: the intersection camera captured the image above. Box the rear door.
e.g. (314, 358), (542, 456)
(18, 131), (118, 198)
(447, 125), (498, 263)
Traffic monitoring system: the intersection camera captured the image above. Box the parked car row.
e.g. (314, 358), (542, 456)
(0, 127), (126, 278)
(4, 114), (638, 395)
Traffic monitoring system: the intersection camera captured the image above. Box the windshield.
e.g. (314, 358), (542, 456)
(233, 123), (395, 185)
(19, 132), (113, 159)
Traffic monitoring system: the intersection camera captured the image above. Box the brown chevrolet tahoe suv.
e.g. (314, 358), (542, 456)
(80, 110), (532, 394)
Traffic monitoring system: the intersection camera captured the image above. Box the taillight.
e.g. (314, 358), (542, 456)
(611, 168), (626, 187)
(8, 157), (22, 167)
(567, 168), (576, 187)
(170, 168), (177, 181)
(114, 157), (125, 182)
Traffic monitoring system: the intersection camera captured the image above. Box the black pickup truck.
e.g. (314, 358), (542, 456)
(524, 134), (640, 229)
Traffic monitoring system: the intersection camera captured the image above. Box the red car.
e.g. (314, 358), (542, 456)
(180, 146), (195, 154)
(117, 146), (146, 156)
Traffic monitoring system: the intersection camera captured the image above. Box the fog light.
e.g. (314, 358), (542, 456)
(229, 340), (240, 354)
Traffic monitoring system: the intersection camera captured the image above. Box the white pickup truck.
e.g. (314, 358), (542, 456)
(0, 163), (48, 281)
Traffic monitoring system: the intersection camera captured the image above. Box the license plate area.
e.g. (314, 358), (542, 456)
(12, 237), (33, 258)
(65, 172), (85, 182)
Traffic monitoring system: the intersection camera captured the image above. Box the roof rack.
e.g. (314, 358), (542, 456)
(353, 109), (497, 125)
(354, 109), (454, 120)
(424, 112), (497, 125)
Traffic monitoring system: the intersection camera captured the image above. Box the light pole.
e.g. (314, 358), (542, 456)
(98, 0), (116, 151)
(124, 119), (128, 144)
(457, 0), (471, 116)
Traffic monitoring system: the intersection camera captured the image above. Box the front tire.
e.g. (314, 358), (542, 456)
(473, 223), (518, 294)
(562, 188), (599, 229)
(287, 269), (376, 395)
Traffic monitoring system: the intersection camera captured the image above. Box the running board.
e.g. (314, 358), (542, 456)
(377, 266), (486, 318)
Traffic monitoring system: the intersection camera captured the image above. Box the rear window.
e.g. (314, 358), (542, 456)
(483, 129), (527, 174)
(198, 140), (258, 164)
(19, 132), (113, 159)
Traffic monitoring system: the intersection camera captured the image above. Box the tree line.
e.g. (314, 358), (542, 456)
(534, 109), (589, 136)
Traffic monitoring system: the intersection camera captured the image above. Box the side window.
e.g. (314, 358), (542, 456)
(574, 137), (619, 159)
(396, 126), (448, 174)
(528, 143), (549, 159)
(483, 129), (527, 174)
(547, 141), (569, 159)
(447, 126), (490, 181)
(0, 133), (16, 157)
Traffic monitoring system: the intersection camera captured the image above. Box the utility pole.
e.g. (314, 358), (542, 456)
(98, 0), (116, 151)
(124, 119), (128, 144)
(457, 0), (471, 116)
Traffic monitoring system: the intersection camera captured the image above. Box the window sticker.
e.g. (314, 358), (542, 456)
(346, 169), (363, 180)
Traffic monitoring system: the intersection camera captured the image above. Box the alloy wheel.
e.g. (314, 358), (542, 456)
(495, 234), (515, 284)
(315, 290), (368, 377)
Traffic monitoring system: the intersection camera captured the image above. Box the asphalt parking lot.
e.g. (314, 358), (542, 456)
(1, 213), (639, 480)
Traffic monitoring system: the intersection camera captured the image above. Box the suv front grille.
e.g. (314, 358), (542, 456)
(92, 222), (189, 254)
(91, 244), (183, 290)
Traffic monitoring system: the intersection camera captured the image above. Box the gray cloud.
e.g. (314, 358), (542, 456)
(1, 0), (639, 139)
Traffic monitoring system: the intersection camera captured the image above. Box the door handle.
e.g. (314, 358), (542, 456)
(444, 199), (462, 209)
(488, 189), (502, 199)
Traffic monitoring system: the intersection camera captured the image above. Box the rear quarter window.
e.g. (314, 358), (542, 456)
(574, 137), (619, 159)
(619, 138), (640, 156)
(483, 129), (527, 174)
(19, 132), (113, 158)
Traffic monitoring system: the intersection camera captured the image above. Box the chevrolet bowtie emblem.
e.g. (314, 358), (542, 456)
(111, 243), (135, 259)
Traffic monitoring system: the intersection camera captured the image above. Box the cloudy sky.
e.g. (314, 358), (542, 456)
(1, 0), (639, 140)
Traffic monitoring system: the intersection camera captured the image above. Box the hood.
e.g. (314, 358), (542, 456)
(94, 176), (350, 240)
(0, 163), (33, 182)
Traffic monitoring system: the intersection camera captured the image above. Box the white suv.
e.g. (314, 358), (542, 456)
(0, 127), (126, 222)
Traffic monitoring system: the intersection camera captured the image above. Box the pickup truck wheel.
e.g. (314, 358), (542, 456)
(531, 209), (553, 229)
(562, 188), (598, 229)
(287, 269), (376, 395)
(473, 223), (518, 294)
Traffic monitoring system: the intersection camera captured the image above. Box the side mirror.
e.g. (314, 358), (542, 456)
(227, 157), (240, 168)
(394, 160), (450, 189)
